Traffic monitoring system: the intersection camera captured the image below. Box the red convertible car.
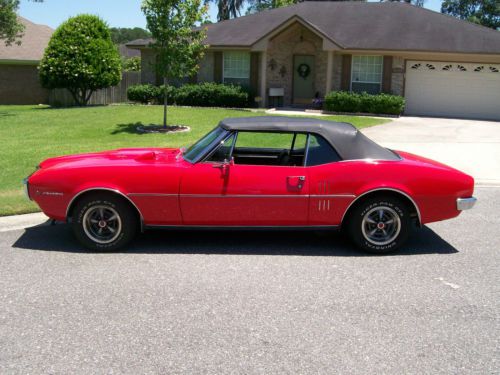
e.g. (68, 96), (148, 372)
(24, 117), (476, 253)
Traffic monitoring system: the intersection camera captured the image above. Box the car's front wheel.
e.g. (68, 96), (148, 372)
(72, 193), (138, 251)
(346, 195), (411, 254)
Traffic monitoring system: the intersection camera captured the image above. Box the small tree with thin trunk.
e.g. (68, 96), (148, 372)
(39, 15), (122, 106)
(142, 0), (208, 128)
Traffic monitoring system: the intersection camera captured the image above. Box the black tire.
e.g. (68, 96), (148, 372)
(346, 195), (411, 254)
(72, 193), (138, 251)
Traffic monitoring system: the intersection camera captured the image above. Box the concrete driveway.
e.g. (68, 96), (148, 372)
(362, 117), (500, 186)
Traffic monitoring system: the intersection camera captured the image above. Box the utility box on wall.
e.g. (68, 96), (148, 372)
(268, 87), (284, 108)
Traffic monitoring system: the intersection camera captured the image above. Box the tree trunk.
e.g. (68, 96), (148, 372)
(163, 76), (168, 129)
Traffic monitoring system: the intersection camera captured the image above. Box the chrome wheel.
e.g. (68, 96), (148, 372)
(361, 206), (401, 246)
(82, 205), (122, 244)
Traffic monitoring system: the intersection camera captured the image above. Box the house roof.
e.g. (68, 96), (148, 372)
(0, 17), (53, 62)
(128, 2), (500, 55)
(219, 116), (399, 161)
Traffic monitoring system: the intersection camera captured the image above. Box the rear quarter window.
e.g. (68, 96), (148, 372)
(306, 134), (342, 166)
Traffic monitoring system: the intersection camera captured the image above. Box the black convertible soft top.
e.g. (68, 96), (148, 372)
(219, 116), (399, 161)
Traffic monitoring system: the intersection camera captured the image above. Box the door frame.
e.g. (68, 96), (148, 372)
(292, 54), (316, 105)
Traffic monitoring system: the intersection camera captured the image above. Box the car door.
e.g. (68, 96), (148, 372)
(179, 131), (310, 226)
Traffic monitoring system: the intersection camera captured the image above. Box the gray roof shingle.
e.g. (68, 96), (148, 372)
(128, 2), (500, 54)
(0, 17), (53, 62)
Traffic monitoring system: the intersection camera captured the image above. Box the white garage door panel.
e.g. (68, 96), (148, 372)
(405, 61), (500, 120)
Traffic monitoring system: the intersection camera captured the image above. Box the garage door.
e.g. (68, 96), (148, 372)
(405, 61), (500, 120)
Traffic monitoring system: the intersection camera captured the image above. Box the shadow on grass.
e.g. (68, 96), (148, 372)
(34, 104), (108, 110)
(13, 223), (458, 257)
(0, 111), (16, 117)
(112, 122), (148, 135)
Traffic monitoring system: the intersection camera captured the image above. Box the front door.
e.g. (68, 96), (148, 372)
(293, 55), (315, 105)
(179, 131), (310, 226)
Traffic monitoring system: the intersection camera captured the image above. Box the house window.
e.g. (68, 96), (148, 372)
(351, 55), (383, 94)
(223, 51), (250, 87)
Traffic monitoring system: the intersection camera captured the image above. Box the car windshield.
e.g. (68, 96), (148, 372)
(183, 126), (226, 163)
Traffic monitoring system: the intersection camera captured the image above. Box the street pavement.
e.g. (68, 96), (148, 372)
(0, 186), (498, 374)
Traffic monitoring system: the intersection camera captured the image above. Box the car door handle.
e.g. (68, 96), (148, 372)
(287, 176), (306, 189)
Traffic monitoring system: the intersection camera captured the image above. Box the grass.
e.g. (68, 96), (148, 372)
(0, 104), (390, 216)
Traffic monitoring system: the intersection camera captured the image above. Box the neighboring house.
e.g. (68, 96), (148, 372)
(118, 44), (141, 58)
(0, 17), (53, 105)
(128, 2), (500, 120)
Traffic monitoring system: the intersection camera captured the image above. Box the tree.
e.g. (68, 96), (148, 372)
(142, 0), (208, 128)
(441, 0), (499, 29)
(247, 0), (366, 14)
(213, 0), (246, 21)
(379, 0), (425, 7)
(0, 0), (42, 46)
(39, 15), (122, 106)
(122, 56), (141, 71)
(110, 27), (151, 44)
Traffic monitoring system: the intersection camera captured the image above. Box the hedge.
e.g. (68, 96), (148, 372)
(174, 83), (249, 108)
(127, 82), (249, 107)
(324, 91), (405, 115)
(127, 84), (162, 104)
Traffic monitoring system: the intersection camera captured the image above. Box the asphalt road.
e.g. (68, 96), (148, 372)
(1, 187), (499, 374)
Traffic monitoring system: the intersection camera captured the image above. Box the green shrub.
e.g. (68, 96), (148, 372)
(157, 85), (178, 104)
(324, 91), (361, 113)
(174, 83), (249, 108)
(127, 84), (162, 104)
(324, 91), (405, 115)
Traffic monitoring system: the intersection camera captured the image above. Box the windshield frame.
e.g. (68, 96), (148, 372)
(182, 126), (230, 164)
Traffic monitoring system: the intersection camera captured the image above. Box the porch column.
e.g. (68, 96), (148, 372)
(260, 51), (267, 108)
(325, 50), (333, 94)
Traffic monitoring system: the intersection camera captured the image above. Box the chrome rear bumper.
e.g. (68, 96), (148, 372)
(457, 197), (477, 211)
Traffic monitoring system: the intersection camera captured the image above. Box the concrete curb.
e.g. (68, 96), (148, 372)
(0, 212), (50, 233)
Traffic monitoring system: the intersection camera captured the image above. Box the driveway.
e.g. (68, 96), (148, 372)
(362, 116), (500, 186)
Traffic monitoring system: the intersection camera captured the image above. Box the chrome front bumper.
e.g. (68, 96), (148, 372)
(22, 178), (31, 200)
(457, 197), (477, 211)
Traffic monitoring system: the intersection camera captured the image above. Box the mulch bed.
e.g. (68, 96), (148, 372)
(136, 124), (190, 134)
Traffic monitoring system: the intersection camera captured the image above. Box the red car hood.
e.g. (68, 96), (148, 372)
(39, 148), (182, 169)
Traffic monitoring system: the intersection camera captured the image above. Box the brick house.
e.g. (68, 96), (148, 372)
(129, 2), (500, 120)
(0, 17), (53, 105)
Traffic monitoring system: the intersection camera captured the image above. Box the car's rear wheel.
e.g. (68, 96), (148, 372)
(346, 195), (411, 254)
(72, 193), (138, 251)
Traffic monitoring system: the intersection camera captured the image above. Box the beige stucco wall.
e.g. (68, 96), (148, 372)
(266, 23), (328, 106)
(0, 63), (49, 104)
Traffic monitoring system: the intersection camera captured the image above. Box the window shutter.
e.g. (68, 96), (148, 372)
(382, 56), (393, 93)
(341, 54), (352, 91)
(250, 52), (259, 94)
(214, 51), (223, 83)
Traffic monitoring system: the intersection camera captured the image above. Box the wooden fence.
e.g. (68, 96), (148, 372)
(48, 71), (141, 106)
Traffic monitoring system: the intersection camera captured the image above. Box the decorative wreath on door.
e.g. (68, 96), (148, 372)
(297, 63), (311, 79)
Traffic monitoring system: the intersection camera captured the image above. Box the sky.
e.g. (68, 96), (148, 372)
(19, 0), (444, 30)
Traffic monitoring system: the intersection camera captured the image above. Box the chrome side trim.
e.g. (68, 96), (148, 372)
(180, 194), (309, 198)
(310, 194), (355, 198)
(340, 187), (422, 226)
(128, 193), (178, 197)
(65, 188), (145, 226)
(126, 193), (355, 199)
(457, 197), (477, 211)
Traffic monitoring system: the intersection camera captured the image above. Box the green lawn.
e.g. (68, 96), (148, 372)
(0, 104), (390, 216)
